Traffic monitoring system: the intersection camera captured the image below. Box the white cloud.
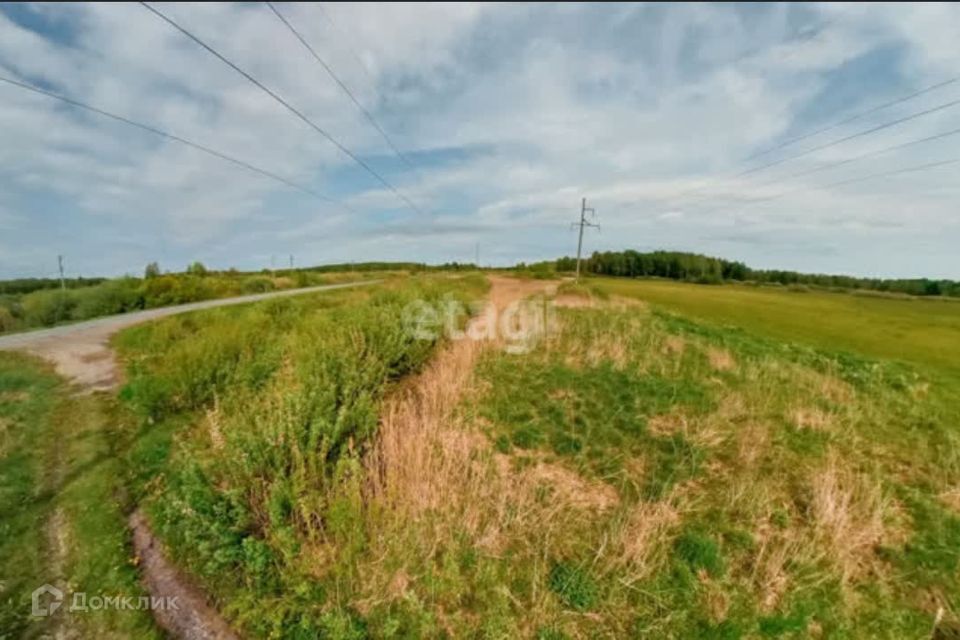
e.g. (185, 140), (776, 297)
(0, 2), (958, 278)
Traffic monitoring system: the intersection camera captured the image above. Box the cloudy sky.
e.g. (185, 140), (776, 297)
(1, 2), (958, 280)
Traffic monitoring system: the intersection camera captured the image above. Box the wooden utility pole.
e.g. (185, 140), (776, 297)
(58, 255), (65, 291)
(571, 197), (598, 282)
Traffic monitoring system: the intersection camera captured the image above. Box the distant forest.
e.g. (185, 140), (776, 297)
(533, 250), (960, 298)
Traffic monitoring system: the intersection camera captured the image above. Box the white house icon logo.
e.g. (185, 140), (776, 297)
(31, 584), (63, 617)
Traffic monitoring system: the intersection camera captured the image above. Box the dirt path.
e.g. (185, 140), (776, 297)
(0, 280), (380, 391)
(367, 276), (558, 514)
(129, 510), (239, 640)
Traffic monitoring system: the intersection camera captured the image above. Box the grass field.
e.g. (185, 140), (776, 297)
(3, 272), (959, 638)
(337, 283), (958, 638)
(591, 277), (960, 381)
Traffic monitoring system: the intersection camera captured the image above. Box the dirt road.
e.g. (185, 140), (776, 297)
(0, 281), (379, 391)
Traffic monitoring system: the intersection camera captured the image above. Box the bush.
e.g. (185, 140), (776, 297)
(0, 306), (17, 333)
(73, 279), (144, 320)
(242, 277), (275, 294)
(20, 289), (75, 326)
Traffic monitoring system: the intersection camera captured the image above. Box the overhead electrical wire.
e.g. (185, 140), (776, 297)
(140, 1), (424, 217)
(662, 95), (960, 212)
(694, 157), (960, 217)
(753, 126), (960, 188)
(315, 3), (384, 104)
(0, 73), (345, 207)
(265, 1), (420, 176)
(745, 74), (960, 161)
(736, 97), (960, 178)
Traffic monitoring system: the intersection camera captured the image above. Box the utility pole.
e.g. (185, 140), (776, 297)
(58, 255), (65, 291)
(571, 197), (599, 282)
(289, 254), (294, 269)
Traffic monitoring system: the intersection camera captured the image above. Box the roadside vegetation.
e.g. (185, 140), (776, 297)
(113, 274), (487, 637)
(0, 265), (391, 335)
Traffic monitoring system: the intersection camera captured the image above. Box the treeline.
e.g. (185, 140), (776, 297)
(534, 250), (960, 298)
(0, 276), (106, 295)
(306, 261), (477, 273)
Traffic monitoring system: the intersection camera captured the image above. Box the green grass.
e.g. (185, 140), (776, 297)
(0, 353), (158, 638)
(592, 277), (960, 381)
(450, 297), (960, 638)
(113, 274), (488, 637)
(0, 353), (60, 637)
(10, 272), (956, 638)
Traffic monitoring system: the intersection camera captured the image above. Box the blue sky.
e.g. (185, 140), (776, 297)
(1, 2), (958, 279)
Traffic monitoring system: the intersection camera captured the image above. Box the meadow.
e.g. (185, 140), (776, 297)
(592, 277), (960, 381)
(302, 281), (958, 638)
(2, 271), (958, 638)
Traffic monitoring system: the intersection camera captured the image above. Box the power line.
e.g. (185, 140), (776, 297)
(622, 20), (834, 209)
(666, 95), (960, 213)
(266, 1), (420, 176)
(753, 126), (960, 188)
(0, 73), (342, 205)
(693, 125), (960, 211)
(745, 74), (960, 161)
(140, 1), (424, 216)
(698, 157), (959, 216)
(737, 97), (960, 178)
(314, 3), (383, 103)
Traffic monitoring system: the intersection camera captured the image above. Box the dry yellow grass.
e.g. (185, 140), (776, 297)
(707, 347), (736, 372)
(791, 406), (833, 431)
(939, 488), (960, 514)
(809, 454), (894, 586)
(609, 498), (681, 583)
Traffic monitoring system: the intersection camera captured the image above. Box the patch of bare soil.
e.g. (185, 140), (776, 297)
(24, 332), (122, 393)
(129, 510), (239, 640)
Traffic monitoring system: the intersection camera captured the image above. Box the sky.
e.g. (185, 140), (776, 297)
(0, 2), (958, 280)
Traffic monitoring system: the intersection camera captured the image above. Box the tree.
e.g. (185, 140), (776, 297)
(187, 261), (208, 276)
(144, 262), (160, 279)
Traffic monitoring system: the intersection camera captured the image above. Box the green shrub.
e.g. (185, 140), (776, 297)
(242, 277), (275, 294)
(20, 288), (75, 326)
(116, 277), (487, 635)
(73, 278), (144, 320)
(0, 306), (17, 332)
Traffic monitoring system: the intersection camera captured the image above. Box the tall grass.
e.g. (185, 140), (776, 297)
(115, 275), (487, 636)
